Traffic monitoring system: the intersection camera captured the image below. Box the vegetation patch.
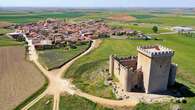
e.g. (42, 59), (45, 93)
(29, 95), (53, 110)
(59, 95), (112, 110)
(136, 16), (195, 26)
(130, 14), (156, 19)
(38, 42), (90, 70)
(0, 12), (86, 24)
(108, 22), (170, 34)
(0, 35), (22, 47)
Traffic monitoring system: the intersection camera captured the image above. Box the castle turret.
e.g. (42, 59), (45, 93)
(137, 45), (175, 93)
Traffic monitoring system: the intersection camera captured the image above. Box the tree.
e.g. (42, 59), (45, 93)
(152, 26), (158, 33)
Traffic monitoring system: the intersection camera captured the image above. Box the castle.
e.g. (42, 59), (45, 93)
(109, 45), (177, 94)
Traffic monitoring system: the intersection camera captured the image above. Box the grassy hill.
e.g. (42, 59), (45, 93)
(64, 34), (195, 109)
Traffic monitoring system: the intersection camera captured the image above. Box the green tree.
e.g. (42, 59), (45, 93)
(152, 26), (158, 33)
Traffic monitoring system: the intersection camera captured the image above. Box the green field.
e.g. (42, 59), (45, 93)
(38, 43), (90, 70)
(64, 34), (195, 109)
(130, 14), (156, 19)
(29, 95), (53, 110)
(0, 12), (86, 24)
(0, 28), (12, 34)
(59, 95), (112, 110)
(0, 29), (23, 46)
(1, 10), (195, 110)
(136, 16), (195, 26)
(108, 22), (170, 34)
(0, 36), (22, 47)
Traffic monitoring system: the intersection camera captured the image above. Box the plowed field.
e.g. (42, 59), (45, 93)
(0, 46), (45, 110)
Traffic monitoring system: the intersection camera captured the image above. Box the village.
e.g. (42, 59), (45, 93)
(11, 19), (140, 50)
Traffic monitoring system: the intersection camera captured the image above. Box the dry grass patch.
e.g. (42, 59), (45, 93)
(108, 14), (136, 22)
(0, 46), (45, 110)
(0, 21), (12, 28)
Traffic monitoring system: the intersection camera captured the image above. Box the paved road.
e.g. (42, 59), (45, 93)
(21, 38), (139, 110)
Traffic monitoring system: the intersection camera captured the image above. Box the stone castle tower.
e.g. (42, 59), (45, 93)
(137, 45), (176, 93)
(109, 45), (177, 94)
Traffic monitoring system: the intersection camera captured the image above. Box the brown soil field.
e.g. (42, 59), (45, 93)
(0, 22), (11, 28)
(0, 46), (45, 110)
(108, 14), (136, 22)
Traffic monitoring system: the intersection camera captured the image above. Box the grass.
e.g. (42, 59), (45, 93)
(38, 43), (90, 70)
(0, 28), (12, 34)
(134, 103), (172, 110)
(136, 16), (195, 26)
(59, 95), (113, 110)
(64, 34), (195, 106)
(130, 14), (156, 19)
(0, 35), (23, 47)
(134, 98), (195, 110)
(108, 22), (170, 34)
(0, 12), (86, 24)
(29, 95), (53, 110)
(0, 28), (23, 46)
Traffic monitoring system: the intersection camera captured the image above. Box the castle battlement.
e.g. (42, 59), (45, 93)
(137, 45), (174, 57)
(113, 55), (137, 61)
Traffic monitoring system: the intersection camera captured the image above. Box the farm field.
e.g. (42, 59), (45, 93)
(38, 42), (90, 70)
(0, 46), (45, 110)
(0, 12), (86, 24)
(108, 14), (136, 22)
(136, 16), (195, 26)
(29, 95), (53, 110)
(64, 34), (195, 109)
(59, 95), (112, 110)
(0, 29), (23, 47)
(0, 9), (195, 110)
(108, 22), (170, 34)
(0, 35), (23, 47)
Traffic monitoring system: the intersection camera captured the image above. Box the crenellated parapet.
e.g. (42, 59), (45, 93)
(112, 55), (137, 61)
(137, 45), (174, 57)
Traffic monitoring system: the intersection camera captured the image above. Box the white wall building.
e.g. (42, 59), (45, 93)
(171, 26), (193, 32)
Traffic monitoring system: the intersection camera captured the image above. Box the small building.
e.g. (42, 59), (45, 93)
(109, 45), (177, 94)
(171, 26), (193, 32)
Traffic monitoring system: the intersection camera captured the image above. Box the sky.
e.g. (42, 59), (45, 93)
(0, 0), (195, 8)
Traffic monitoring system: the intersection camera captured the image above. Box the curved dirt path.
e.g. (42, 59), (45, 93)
(76, 91), (138, 108)
(21, 38), (138, 110)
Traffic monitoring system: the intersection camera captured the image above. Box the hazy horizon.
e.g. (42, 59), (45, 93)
(0, 0), (195, 8)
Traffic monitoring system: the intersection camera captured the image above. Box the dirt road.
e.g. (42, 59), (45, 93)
(21, 38), (138, 110)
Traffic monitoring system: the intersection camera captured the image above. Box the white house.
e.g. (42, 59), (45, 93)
(171, 26), (193, 32)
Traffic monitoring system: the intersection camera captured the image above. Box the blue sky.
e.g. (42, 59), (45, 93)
(0, 0), (195, 7)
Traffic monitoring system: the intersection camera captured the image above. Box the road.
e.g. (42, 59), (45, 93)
(20, 37), (139, 110)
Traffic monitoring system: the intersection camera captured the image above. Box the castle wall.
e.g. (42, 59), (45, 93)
(109, 55), (114, 75)
(120, 66), (130, 91)
(137, 52), (152, 93)
(149, 56), (172, 93)
(110, 56), (139, 92)
(113, 58), (121, 80)
(168, 64), (177, 86)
